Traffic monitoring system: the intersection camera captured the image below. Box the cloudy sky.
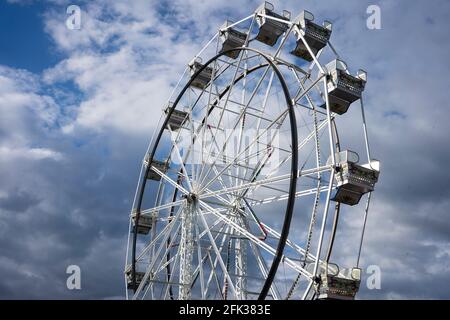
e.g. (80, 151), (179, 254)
(0, 0), (449, 299)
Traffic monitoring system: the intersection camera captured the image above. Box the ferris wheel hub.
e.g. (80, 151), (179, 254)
(183, 193), (198, 203)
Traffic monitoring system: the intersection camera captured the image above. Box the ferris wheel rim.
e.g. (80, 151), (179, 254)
(130, 47), (299, 300)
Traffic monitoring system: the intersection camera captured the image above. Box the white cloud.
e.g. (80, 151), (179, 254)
(41, 1), (204, 135)
(0, 66), (63, 160)
(0, 146), (63, 161)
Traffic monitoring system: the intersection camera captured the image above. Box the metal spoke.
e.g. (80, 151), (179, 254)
(198, 200), (312, 279)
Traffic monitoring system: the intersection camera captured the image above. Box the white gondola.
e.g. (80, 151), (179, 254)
(255, 2), (290, 46)
(188, 58), (213, 90)
(131, 209), (157, 235)
(329, 151), (380, 206)
(144, 156), (169, 181)
(164, 103), (188, 131)
(219, 20), (247, 59)
(318, 263), (361, 300)
(322, 59), (367, 115)
(291, 10), (332, 61)
(125, 264), (146, 289)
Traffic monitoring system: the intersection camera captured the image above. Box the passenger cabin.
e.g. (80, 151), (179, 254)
(131, 209), (157, 235)
(321, 59), (367, 115)
(164, 103), (188, 131)
(291, 10), (332, 61)
(188, 58), (213, 90)
(219, 20), (247, 59)
(328, 150), (380, 206)
(318, 264), (361, 300)
(144, 157), (169, 181)
(125, 264), (146, 290)
(255, 2), (291, 47)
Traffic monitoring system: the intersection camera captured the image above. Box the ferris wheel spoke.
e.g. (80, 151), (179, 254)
(208, 123), (238, 188)
(197, 207), (236, 240)
(150, 165), (190, 195)
(156, 248), (178, 275)
(217, 52), (260, 69)
(197, 33), (256, 184)
(244, 185), (332, 207)
(235, 49), (250, 190)
(190, 221), (230, 299)
(220, 192), (325, 264)
(208, 100), (275, 124)
(203, 224), (231, 299)
(202, 110), (279, 191)
(140, 198), (185, 216)
(198, 200), (312, 279)
(247, 239), (281, 300)
(249, 69), (274, 148)
(157, 216), (186, 300)
(136, 204), (184, 263)
(199, 107), (291, 193)
(150, 221), (183, 276)
(167, 126), (194, 192)
(187, 107), (197, 188)
(162, 242), (182, 299)
(199, 172), (291, 200)
(252, 118), (330, 192)
(290, 47), (325, 99)
(137, 232), (182, 300)
(141, 222), (183, 300)
(200, 58), (220, 186)
(292, 72), (326, 105)
(241, 85), (290, 187)
(186, 216), (206, 299)
(197, 207), (238, 299)
(197, 133), (236, 190)
(199, 196), (316, 294)
(194, 62), (271, 185)
(200, 163), (330, 201)
(198, 56), (279, 186)
(187, 63), (226, 102)
(161, 219), (228, 299)
(206, 251), (224, 299)
(260, 223), (324, 268)
(133, 207), (185, 299)
(209, 163), (238, 202)
(201, 184), (324, 233)
(238, 127), (286, 197)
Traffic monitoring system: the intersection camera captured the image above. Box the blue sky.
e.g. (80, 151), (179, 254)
(1, 0), (450, 299)
(0, 2), (57, 72)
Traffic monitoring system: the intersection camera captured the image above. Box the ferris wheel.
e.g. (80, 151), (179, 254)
(125, 2), (380, 300)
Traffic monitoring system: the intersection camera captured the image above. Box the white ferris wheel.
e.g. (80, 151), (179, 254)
(125, 2), (380, 300)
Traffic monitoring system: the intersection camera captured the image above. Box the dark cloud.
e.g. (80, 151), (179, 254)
(0, 189), (41, 213)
